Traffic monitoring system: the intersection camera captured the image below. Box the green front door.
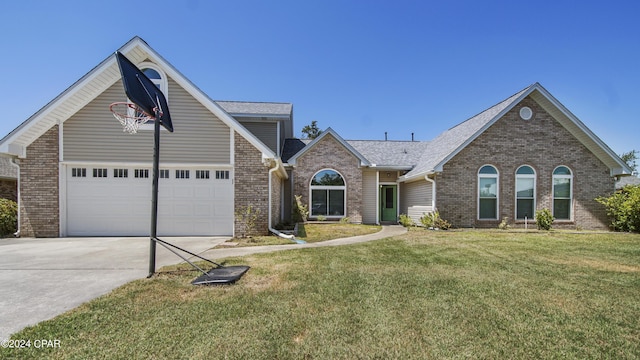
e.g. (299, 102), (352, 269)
(380, 185), (397, 222)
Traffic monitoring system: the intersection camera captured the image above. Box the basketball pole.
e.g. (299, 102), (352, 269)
(148, 106), (161, 277)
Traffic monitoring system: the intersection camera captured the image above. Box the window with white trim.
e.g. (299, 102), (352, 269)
(478, 165), (499, 219)
(132, 63), (168, 131)
(310, 169), (345, 217)
(72, 168), (86, 177)
(196, 170), (210, 179)
(553, 166), (573, 220)
(93, 168), (107, 178)
(515, 165), (536, 220)
(175, 170), (190, 179)
(215, 170), (229, 180)
(114, 169), (128, 178)
(134, 169), (149, 178)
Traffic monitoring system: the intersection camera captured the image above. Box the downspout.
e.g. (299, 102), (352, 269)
(268, 159), (304, 244)
(10, 158), (20, 237)
(424, 174), (436, 210)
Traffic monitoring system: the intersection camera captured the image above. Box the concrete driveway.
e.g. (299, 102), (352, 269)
(0, 236), (228, 340)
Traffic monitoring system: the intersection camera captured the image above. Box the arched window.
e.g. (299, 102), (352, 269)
(553, 166), (573, 220)
(310, 169), (345, 218)
(132, 63), (168, 131)
(516, 165), (536, 220)
(478, 165), (498, 220)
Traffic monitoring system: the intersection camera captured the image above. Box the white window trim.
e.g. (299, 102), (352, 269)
(515, 165), (536, 220)
(309, 169), (347, 218)
(477, 164), (499, 220)
(552, 165), (574, 221)
(132, 62), (169, 132)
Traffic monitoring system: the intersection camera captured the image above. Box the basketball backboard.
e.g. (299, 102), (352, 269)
(114, 51), (173, 132)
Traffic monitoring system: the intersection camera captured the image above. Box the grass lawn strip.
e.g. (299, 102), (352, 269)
(4, 229), (639, 359)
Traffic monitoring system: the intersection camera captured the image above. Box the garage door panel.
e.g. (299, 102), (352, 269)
(66, 166), (233, 236)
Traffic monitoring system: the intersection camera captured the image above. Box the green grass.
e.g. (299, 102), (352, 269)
(219, 223), (382, 247)
(4, 230), (640, 359)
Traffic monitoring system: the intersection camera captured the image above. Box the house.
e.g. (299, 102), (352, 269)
(0, 37), (632, 237)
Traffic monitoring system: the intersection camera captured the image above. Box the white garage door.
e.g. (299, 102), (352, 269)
(65, 166), (233, 236)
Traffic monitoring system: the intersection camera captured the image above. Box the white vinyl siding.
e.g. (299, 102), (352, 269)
(362, 171), (378, 224)
(401, 179), (433, 224)
(62, 79), (230, 163)
(238, 120), (278, 154)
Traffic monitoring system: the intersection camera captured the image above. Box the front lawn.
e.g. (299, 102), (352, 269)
(5, 230), (640, 359)
(218, 222), (382, 247)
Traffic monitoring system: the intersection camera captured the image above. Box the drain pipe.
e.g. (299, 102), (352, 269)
(424, 174), (436, 210)
(268, 159), (302, 243)
(9, 158), (20, 237)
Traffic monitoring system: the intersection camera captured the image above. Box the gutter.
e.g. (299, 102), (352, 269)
(267, 159), (305, 244)
(424, 174), (436, 209)
(9, 158), (20, 237)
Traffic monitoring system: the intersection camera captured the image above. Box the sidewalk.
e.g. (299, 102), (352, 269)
(198, 225), (407, 261)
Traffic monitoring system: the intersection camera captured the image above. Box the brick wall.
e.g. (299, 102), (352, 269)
(437, 96), (613, 230)
(20, 126), (60, 237)
(293, 135), (363, 223)
(234, 132), (270, 236)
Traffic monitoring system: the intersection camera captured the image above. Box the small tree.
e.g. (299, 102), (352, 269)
(596, 185), (640, 232)
(620, 150), (638, 173)
(301, 120), (323, 139)
(292, 195), (308, 223)
(235, 205), (261, 238)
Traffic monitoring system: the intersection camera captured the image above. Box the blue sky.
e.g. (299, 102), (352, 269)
(1, 0), (638, 156)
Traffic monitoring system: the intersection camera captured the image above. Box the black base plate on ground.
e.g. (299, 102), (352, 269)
(191, 266), (250, 285)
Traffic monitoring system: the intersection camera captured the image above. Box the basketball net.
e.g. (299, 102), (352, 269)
(109, 102), (156, 134)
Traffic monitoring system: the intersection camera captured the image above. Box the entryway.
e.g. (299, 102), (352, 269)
(380, 185), (397, 222)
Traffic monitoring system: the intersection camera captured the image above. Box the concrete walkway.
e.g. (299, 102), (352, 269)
(0, 225), (406, 340)
(200, 224), (407, 261)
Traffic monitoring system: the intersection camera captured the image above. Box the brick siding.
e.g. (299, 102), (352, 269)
(0, 179), (17, 201)
(293, 135), (363, 223)
(234, 132), (271, 236)
(20, 126), (60, 237)
(436, 96), (614, 230)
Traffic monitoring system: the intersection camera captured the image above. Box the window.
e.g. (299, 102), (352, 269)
(215, 170), (230, 180)
(93, 168), (107, 178)
(478, 165), (498, 219)
(132, 63), (168, 131)
(553, 166), (573, 220)
(175, 170), (190, 179)
(72, 168), (86, 177)
(160, 169), (169, 179)
(516, 165), (536, 220)
(134, 169), (149, 178)
(310, 169), (345, 217)
(114, 169), (128, 178)
(196, 170), (210, 179)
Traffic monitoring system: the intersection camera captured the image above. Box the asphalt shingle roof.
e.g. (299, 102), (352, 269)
(214, 101), (292, 117)
(347, 140), (429, 167)
(404, 85), (531, 178)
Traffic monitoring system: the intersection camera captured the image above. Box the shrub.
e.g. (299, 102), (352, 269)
(292, 195), (309, 223)
(498, 217), (510, 230)
(235, 205), (261, 238)
(596, 185), (640, 232)
(0, 198), (17, 237)
(398, 214), (415, 227)
(420, 211), (452, 230)
(535, 208), (554, 230)
(339, 217), (351, 224)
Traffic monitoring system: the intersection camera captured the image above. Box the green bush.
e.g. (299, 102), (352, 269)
(0, 198), (17, 237)
(398, 214), (415, 227)
(596, 185), (640, 232)
(535, 208), (554, 230)
(420, 211), (452, 230)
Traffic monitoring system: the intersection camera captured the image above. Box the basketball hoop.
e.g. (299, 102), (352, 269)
(109, 102), (157, 134)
